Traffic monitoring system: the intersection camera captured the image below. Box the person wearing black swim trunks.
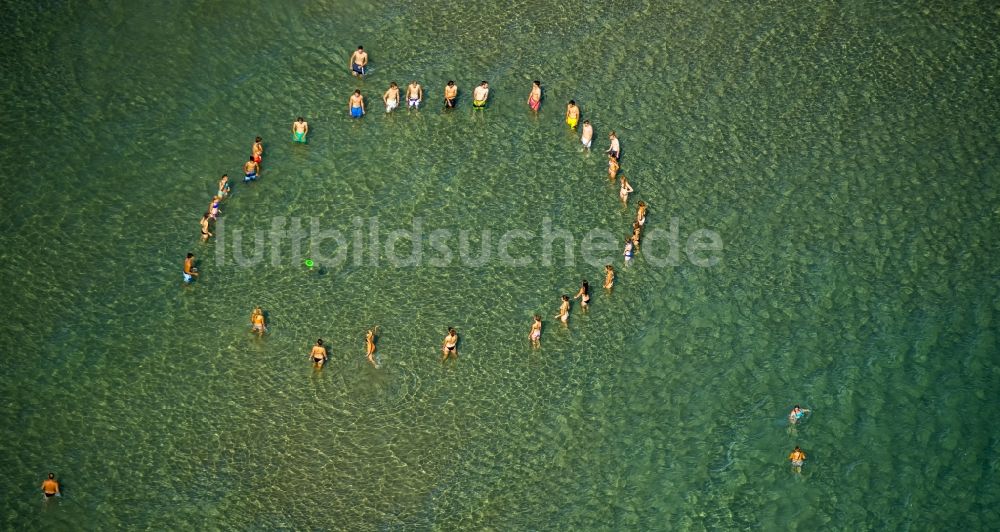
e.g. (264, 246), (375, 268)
(310, 339), (328, 369)
(444, 80), (458, 108)
(41, 472), (60, 500)
(441, 327), (458, 360)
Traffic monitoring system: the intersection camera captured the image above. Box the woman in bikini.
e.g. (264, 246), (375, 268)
(528, 315), (542, 348)
(208, 196), (222, 221)
(217, 174), (230, 199)
(573, 280), (591, 310)
(608, 155), (619, 181)
(250, 307), (266, 336)
(554, 295), (571, 325)
(619, 175), (634, 204)
(200, 212), (212, 242)
(636, 200), (648, 226)
(310, 339), (328, 369)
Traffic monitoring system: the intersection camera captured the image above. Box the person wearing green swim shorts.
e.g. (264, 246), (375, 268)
(472, 81), (489, 108)
(292, 117), (308, 143)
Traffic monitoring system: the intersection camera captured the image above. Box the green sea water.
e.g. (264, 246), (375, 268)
(2, 1), (998, 529)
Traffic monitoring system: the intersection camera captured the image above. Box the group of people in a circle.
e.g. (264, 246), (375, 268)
(183, 45), (661, 369)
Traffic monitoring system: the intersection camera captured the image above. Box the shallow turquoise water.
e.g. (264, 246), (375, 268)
(1, 1), (998, 529)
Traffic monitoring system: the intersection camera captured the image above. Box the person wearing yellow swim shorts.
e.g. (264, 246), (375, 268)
(472, 81), (489, 108)
(566, 100), (580, 128)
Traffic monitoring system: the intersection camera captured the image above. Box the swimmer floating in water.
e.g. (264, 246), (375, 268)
(528, 315), (542, 348)
(441, 327), (459, 361)
(574, 279), (591, 310)
(310, 339), (328, 369)
(566, 100), (580, 128)
(788, 405), (811, 424)
(366, 326), (379, 368)
(527, 80), (541, 113)
(604, 264), (615, 290)
(251, 307), (266, 336)
(789, 446), (806, 473)
(555, 295), (571, 325)
(292, 117), (309, 143)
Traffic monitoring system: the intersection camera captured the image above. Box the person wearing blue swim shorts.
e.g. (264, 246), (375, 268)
(183, 253), (199, 283)
(349, 46), (368, 77)
(349, 89), (365, 118)
(243, 157), (259, 183)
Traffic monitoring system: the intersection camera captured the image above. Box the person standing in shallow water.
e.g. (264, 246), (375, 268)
(636, 200), (647, 227)
(528, 315), (542, 348)
(565, 100), (580, 128)
(444, 80), (458, 108)
(251, 307), (266, 336)
(217, 174), (231, 199)
(527, 80), (541, 113)
(441, 328), (459, 360)
(41, 472), (60, 500)
(555, 295), (570, 325)
(604, 264), (615, 290)
(183, 253), (198, 283)
(292, 117), (309, 143)
(607, 130), (621, 160)
(349, 45), (368, 77)
(789, 446), (806, 473)
(574, 280), (590, 310)
(349, 90), (365, 118)
(310, 339), (328, 369)
(383, 82), (400, 113)
(366, 326), (379, 368)
(243, 156), (259, 183)
(199, 213), (212, 243)
(252, 136), (263, 164)
(581, 120), (593, 149)
(406, 80), (423, 110)
(619, 175), (634, 203)
(472, 81), (489, 109)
